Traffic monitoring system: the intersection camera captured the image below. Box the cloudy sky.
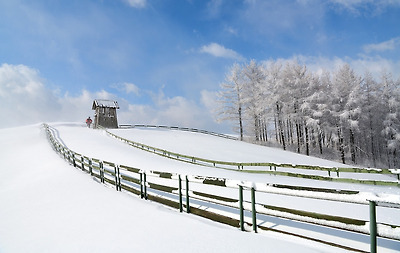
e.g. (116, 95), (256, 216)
(1, 0), (399, 131)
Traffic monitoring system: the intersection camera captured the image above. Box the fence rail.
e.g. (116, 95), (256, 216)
(44, 124), (400, 253)
(106, 127), (400, 187)
(119, 124), (238, 140)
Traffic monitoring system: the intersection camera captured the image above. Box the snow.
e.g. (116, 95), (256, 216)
(92, 99), (119, 108)
(1, 123), (399, 252)
(109, 127), (351, 167)
(49, 124), (400, 225)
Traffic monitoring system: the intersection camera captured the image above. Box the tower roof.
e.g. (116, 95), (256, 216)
(92, 99), (119, 110)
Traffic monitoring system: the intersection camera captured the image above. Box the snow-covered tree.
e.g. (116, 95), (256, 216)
(216, 59), (398, 168)
(302, 71), (330, 156)
(280, 60), (311, 154)
(330, 64), (362, 164)
(358, 71), (381, 167)
(241, 59), (266, 142)
(380, 72), (400, 167)
(217, 63), (246, 140)
(263, 61), (287, 149)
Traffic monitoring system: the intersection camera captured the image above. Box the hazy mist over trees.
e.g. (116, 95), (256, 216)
(217, 60), (400, 168)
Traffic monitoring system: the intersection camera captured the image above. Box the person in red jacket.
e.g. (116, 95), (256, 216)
(86, 117), (92, 128)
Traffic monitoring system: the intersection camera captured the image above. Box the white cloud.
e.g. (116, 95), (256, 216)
(224, 26), (238, 36)
(328, 0), (400, 15)
(200, 43), (244, 61)
(329, 0), (400, 7)
(112, 82), (140, 96)
(329, 0), (369, 9)
(200, 90), (218, 112)
(0, 64), (44, 97)
(0, 64), (117, 128)
(0, 63), (223, 131)
(0, 64), (59, 127)
(281, 54), (400, 80)
(241, 0), (325, 36)
(116, 87), (222, 130)
(206, 0), (224, 18)
(147, 88), (206, 126)
(123, 0), (147, 8)
(363, 37), (400, 53)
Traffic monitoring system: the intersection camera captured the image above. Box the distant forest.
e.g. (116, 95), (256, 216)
(217, 60), (399, 168)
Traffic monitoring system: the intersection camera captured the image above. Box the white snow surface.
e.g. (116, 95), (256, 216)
(1, 123), (399, 252)
(110, 127), (352, 167)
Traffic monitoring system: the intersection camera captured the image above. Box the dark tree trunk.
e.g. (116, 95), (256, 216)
(296, 122), (301, 153)
(264, 120), (268, 142)
(238, 106), (243, 141)
(368, 116), (377, 167)
(305, 124), (310, 156)
(318, 131), (323, 155)
(276, 103), (286, 150)
(254, 115), (259, 141)
(349, 128), (356, 163)
(337, 126), (345, 164)
(274, 115), (278, 142)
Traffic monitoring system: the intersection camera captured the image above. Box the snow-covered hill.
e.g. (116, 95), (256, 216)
(1, 123), (399, 252)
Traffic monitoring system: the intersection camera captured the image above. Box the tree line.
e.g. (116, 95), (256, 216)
(217, 59), (400, 168)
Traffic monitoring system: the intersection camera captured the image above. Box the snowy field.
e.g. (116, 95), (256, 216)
(109, 126), (400, 182)
(110, 127), (354, 167)
(1, 123), (399, 252)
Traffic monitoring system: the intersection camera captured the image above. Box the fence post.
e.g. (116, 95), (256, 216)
(100, 161), (104, 183)
(140, 173), (143, 199)
(143, 172), (147, 200)
(118, 166), (121, 191)
(114, 164), (121, 191)
(251, 187), (257, 233)
(89, 159), (93, 176)
(186, 175), (190, 213)
(81, 157), (85, 171)
(72, 153), (76, 167)
(178, 175), (183, 212)
(114, 164), (118, 191)
(369, 201), (377, 253)
(239, 185), (244, 231)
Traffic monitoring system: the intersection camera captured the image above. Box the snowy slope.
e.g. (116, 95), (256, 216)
(55, 123), (398, 193)
(50, 124), (400, 223)
(1, 123), (399, 252)
(110, 127), (353, 167)
(0, 123), (350, 253)
(109, 127), (399, 182)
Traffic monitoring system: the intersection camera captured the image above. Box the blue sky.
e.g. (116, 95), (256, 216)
(0, 0), (399, 131)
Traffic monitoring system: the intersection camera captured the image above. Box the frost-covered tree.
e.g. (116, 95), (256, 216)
(359, 71), (382, 167)
(280, 60), (311, 154)
(216, 59), (398, 168)
(264, 61), (286, 148)
(242, 60), (266, 142)
(330, 64), (362, 164)
(217, 63), (245, 140)
(380, 72), (400, 167)
(302, 71), (330, 156)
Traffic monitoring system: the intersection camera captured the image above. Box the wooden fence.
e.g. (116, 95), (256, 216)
(44, 124), (400, 253)
(119, 124), (239, 140)
(107, 126), (400, 187)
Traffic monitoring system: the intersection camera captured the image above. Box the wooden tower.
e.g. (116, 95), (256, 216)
(92, 99), (119, 128)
